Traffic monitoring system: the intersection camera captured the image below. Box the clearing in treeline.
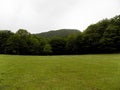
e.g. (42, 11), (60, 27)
(0, 54), (120, 90)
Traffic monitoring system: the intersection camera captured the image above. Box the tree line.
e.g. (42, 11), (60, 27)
(0, 15), (120, 55)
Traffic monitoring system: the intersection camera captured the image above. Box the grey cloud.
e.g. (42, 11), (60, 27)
(0, 0), (120, 33)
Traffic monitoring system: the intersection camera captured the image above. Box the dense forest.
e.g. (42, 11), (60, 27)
(0, 15), (120, 55)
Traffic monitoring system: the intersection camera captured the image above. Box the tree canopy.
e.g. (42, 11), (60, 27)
(0, 15), (120, 55)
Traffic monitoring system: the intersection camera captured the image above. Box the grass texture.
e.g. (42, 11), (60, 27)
(0, 54), (120, 90)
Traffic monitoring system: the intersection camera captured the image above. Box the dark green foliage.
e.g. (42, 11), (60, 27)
(100, 24), (120, 53)
(43, 44), (52, 55)
(50, 38), (66, 55)
(0, 15), (120, 55)
(16, 29), (30, 36)
(0, 30), (13, 54)
(66, 35), (77, 54)
(35, 36), (47, 55)
(5, 34), (21, 54)
(5, 29), (46, 55)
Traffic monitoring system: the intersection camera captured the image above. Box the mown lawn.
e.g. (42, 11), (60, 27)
(0, 54), (120, 90)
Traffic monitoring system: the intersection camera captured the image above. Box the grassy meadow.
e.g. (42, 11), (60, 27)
(0, 54), (120, 90)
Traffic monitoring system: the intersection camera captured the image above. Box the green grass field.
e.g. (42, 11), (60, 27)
(0, 54), (120, 90)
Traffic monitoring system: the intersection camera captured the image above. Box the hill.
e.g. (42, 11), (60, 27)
(34, 29), (81, 38)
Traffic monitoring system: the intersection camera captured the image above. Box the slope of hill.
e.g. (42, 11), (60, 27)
(35, 29), (81, 38)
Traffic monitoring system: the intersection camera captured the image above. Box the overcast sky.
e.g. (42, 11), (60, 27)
(0, 0), (120, 33)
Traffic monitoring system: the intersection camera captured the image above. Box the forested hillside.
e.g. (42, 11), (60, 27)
(34, 29), (80, 38)
(0, 15), (120, 55)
